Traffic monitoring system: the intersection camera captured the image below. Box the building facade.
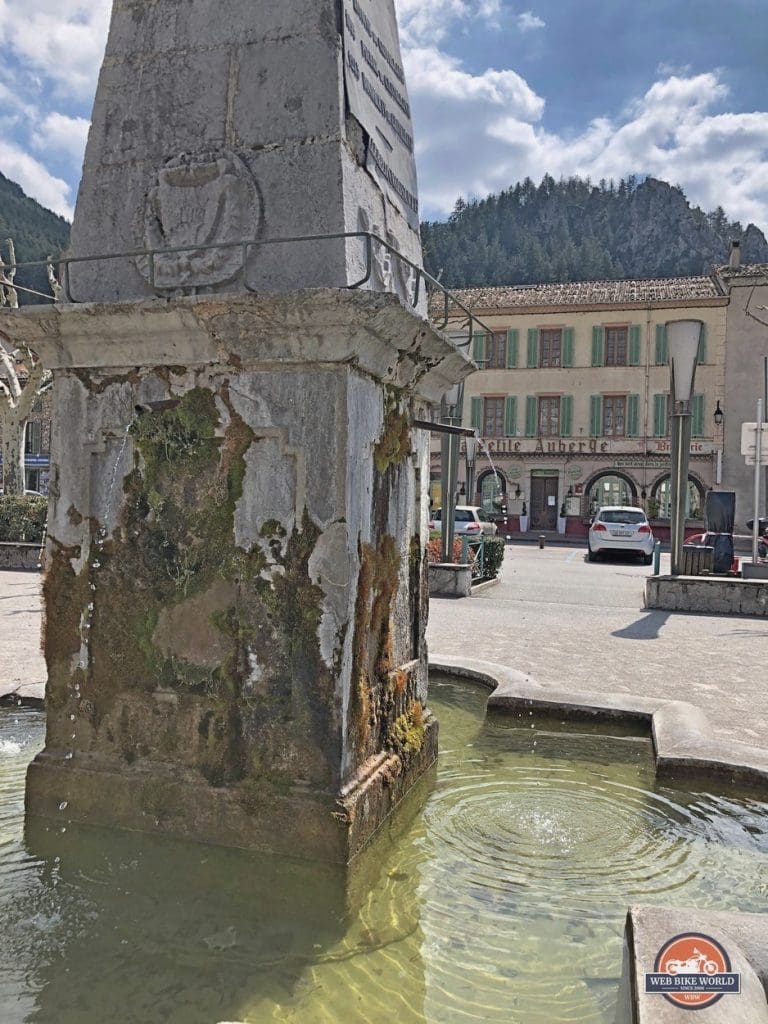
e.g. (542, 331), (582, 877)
(716, 257), (768, 529)
(436, 277), (728, 535)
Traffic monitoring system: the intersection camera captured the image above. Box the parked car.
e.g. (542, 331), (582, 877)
(429, 506), (498, 537)
(587, 505), (654, 564)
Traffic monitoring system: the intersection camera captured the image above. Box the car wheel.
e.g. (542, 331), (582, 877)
(587, 547), (598, 562)
(642, 553), (653, 565)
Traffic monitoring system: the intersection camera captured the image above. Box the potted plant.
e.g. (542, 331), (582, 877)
(519, 500), (528, 533)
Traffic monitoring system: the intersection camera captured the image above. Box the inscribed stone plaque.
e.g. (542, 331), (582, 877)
(342, 0), (420, 230)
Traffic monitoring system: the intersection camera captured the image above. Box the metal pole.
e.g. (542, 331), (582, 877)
(763, 357), (767, 515)
(754, 398), (762, 564)
(670, 408), (692, 575)
(440, 424), (451, 563)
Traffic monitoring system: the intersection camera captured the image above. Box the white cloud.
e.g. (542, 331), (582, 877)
(0, 0), (111, 99)
(0, 140), (72, 218)
(410, 63), (768, 231)
(517, 11), (546, 32)
(397, 0), (499, 46)
(32, 112), (90, 167)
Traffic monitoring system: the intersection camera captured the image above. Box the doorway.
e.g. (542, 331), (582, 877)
(531, 476), (558, 530)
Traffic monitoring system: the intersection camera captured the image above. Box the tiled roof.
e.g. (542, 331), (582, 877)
(440, 276), (722, 311)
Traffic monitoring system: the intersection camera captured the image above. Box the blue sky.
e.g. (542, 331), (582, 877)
(1, 0), (766, 233)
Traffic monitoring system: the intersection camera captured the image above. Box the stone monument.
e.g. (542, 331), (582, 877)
(14, 0), (473, 863)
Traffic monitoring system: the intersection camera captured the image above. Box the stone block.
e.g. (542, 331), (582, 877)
(428, 563), (472, 597)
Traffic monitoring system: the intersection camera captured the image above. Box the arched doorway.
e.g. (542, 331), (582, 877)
(651, 475), (705, 520)
(477, 470), (506, 514)
(586, 471), (637, 515)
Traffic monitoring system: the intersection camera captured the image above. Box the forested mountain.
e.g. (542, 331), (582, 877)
(0, 172), (70, 304)
(421, 175), (768, 287)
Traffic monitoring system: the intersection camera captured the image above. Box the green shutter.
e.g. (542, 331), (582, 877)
(562, 327), (574, 367)
(697, 323), (707, 365)
(653, 394), (668, 436)
(506, 329), (519, 368)
(472, 332), (487, 366)
(560, 395), (573, 437)
(655, 325), (668, 365)
(470, 397), (482, 430)
(629, 325), (642, 366)
(527, 328), (539, 367)
(692, 394), (705, 437)
(504, 396), (517, 437)
(524, 395), (537, 437)
(591, 326), (604, 366)
(626, 394), (640, 437)
(589, 395), (602, 436)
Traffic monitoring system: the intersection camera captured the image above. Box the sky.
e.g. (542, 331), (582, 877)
(0, 0), (766, 232)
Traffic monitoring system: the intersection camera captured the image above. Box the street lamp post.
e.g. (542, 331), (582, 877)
(465, 433), (478, 506)
(440, 383), (462, 563)
(667, 319), (703, 575)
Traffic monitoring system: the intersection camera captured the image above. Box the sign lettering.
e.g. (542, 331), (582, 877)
(343, 0), (419, 229)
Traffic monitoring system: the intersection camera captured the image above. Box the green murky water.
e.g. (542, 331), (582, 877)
(3, 678), (768, 1023)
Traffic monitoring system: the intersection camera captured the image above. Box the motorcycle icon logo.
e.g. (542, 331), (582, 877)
(645, 932), (740, 1009)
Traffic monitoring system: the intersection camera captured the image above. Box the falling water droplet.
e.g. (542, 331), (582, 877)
(64, 752), (73, 760)
(59, 801), (68, 811)
(69, 714), (76, 721)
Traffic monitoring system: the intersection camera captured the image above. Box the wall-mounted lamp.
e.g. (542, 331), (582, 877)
(515, 484), (521, 499)
(641, 488), (647, 500)
(714, 400), (724, 427)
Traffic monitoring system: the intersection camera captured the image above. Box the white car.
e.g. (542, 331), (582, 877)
(588, 506), (654, 564)
(429, 505), (498, 537)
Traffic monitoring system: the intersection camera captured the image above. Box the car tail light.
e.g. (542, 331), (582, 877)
(637, 524), (651, 534)
(428, 520), (435, 529)
(592, 523), (607, 532)
(465, 522), (481, 532)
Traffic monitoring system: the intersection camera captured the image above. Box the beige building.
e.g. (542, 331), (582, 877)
(437, 277), (728, 535)
(716, 254), (768, 528)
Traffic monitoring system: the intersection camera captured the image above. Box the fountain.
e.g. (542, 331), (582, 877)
(9, 0), (473, 864)
(4, 675), (768, 1022)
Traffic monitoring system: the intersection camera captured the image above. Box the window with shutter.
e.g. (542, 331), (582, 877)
(603, 396), (627, 437)
(653, 394), (668, 436)
(589, 395), (602, 436)
(560, 395), (573, 437)
(483, 398), (505, 437)
(538, 397), (561, 436)
(472, 332), (487, 366)
(539, 329), (562, 367)
(655, 325), (668, 365)
(626, 394), (640, 437)
(591, 326), (604, 366)
(527, 329), (539, 367)
(470, 397), (482, 430)
(506, 329), (519, 368)
(604, 326), (628, 365)
(562, 327), (574, 367)
(629, 325), (642, 366)
(691, 394), (705, 437)
(505, 396), (517, 437)
(524, 395), (537, 437)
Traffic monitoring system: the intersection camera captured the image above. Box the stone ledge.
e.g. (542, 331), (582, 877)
(0, 542), (42, 571)
(428, 563), (472, 597)
(620, 905), (768, 1023)
(6, 289), (474, 405)
(647, 574), (768, 617)
(429, 655), (768, 787)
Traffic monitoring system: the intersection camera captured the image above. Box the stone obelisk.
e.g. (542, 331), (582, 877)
(17, 0), (472, 863)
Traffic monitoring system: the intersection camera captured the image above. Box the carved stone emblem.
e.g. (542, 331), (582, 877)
(139, 150), (263, 291)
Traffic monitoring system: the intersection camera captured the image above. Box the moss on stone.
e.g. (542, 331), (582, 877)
(373, 391), (411, 475)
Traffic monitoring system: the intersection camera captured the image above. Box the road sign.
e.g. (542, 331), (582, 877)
(741, 422), (768, 465)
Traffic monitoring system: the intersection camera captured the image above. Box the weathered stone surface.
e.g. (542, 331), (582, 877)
(428, 563), (472, 597)
(24, 294), (470, 861)
(0, 542), (42, 571)
(647, 575), (768, 616)
(68, 0), (422, 304)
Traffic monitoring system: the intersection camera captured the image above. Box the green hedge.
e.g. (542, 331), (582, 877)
(480, 536), (506, 579)
(0, 495), (47, 543)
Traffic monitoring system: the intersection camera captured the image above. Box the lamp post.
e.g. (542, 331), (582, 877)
(440, 383), (462, 563)
(714, 400), (724, 485)
(465, 432), (478, 506)
(667, 319), (703, 575)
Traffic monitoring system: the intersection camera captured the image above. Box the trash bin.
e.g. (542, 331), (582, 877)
(680, 545), (714, 576)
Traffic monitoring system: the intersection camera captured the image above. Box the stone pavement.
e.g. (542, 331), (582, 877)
(427, 543), (768, 752)
(0, 570), (46, 704)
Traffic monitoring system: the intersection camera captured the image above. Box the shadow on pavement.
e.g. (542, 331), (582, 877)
(612, 610), (672, 640)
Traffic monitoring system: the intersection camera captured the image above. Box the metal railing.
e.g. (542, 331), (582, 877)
(0, 231), (493, 344)
(461, 535), (486, 580)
